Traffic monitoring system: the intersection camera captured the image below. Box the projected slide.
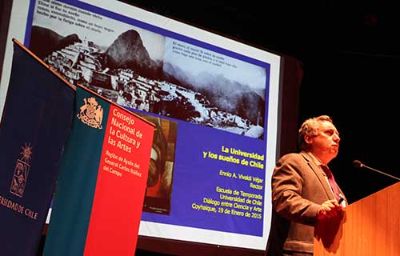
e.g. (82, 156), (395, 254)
(1, 0), (281, 250)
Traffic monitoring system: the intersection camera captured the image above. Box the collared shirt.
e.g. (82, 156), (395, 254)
(306, 152), (346, 207)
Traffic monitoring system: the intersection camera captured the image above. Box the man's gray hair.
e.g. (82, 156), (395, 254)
(298, 115), (333, 150)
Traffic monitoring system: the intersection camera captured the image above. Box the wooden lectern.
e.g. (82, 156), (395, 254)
(314, 182), (400, 256)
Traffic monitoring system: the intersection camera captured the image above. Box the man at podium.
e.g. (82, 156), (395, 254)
(266, 115), (347, 256)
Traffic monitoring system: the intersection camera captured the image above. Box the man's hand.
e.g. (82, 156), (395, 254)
(317, 199), (343, 220)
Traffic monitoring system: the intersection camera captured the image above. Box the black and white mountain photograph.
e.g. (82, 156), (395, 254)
(29, 0), (268, 139)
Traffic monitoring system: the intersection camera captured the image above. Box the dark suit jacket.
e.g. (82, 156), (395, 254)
(266, 152), (346, 255)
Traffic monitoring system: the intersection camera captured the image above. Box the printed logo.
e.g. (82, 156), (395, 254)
(10, 143), (32, 197)
(77, 97), (103, 129)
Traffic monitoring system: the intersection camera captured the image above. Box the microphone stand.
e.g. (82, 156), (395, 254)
(364, 165), (400, 181)
(354, 161), (400, 181)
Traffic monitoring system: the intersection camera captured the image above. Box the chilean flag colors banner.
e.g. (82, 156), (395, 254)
(43, 87), (154, 256)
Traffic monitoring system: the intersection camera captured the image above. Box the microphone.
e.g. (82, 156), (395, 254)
(352, 160), (400, 181)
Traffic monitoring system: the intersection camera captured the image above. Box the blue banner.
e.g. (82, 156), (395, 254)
(0, 42), (74, 256)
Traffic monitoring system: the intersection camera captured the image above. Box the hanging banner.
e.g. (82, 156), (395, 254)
(43, 86), (154, 256)
(0, 41), (74, 256)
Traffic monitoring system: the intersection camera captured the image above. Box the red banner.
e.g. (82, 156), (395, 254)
(85, 105), (154, 255)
